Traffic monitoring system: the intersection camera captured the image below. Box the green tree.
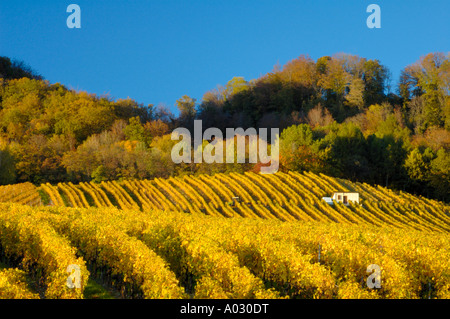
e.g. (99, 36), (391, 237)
(0, 144), (16, 185)
(124, 116), (146, 143)
(405, 148), (433, 182)
(428, 149), (450, 201)
(113, 98), (154, 123)
(280, 124), (313, 149)
(362, 59), (388, 107)
(318, 123), (369, 180)
(279, 124), (319, 172)
(91, 165), (108, 183)
(224, 77), (250, 100)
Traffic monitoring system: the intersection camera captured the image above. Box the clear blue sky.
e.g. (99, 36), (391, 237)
(1, 0), (448, 114)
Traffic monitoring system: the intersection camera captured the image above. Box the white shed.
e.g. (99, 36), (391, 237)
(322, 197), (334, 205)
(332, 192), (359, 205)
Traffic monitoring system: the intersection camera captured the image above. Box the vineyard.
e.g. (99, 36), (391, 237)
(1, 171), (449, 233)
(0, 171), (449, 299)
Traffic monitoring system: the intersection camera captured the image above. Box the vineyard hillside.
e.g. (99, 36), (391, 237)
(1, 171), (449, 233)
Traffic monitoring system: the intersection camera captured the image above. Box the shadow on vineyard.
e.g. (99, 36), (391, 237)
(0, 238), (49, 298)
(84, 278), (120, 299)
(84, 263), (143, 299)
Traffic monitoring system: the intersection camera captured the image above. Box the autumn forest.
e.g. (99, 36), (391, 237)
(0, 53), (449, 202)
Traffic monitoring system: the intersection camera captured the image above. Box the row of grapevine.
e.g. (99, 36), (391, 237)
(153, 178), (195, 213)
(183, 175), (222, 209)
(4, 171), (449, 233)
(281, 223), (418, 298)
(113, 205), (450, 299)
(14, 191), (41, 206)
(41, 183), (65, 206)
(140, 180), (179, 211)
(181, 214), (340, 298)
(39, 206), (185, 299)
(0, 268), (39, 299)
(78, 182), (104, 208)
(129, 212), (280, 298)
(0, 203), (449, 299)
(0, 183), (36, 202)
(100, 181), (140, 210)
(0, 203), (88, 298)
(354, 228), (450, 299)
(0, 183), (42, 206)
(122, 180), (156, 211)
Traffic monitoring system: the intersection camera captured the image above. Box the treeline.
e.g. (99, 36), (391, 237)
(190, 52), (450, 202)
(0, 53), (449, 202)
(195, 53), (449, 132)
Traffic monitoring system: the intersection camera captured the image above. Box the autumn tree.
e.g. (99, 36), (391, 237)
(144, 119), (169, 139)
(224, 77), (250, 100)
(318, 57), (351, 116)
(345, 77), (365, 109)
(400, 53), (450, 132)
(176, 95), (197, 120)
(307, 103), (334, 128)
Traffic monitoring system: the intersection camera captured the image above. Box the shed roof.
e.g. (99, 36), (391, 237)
(333, 192), (359, 194)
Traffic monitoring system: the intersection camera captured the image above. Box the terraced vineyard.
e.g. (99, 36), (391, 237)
(2, 171), (449, 233)
(0, 171), (449, 299)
